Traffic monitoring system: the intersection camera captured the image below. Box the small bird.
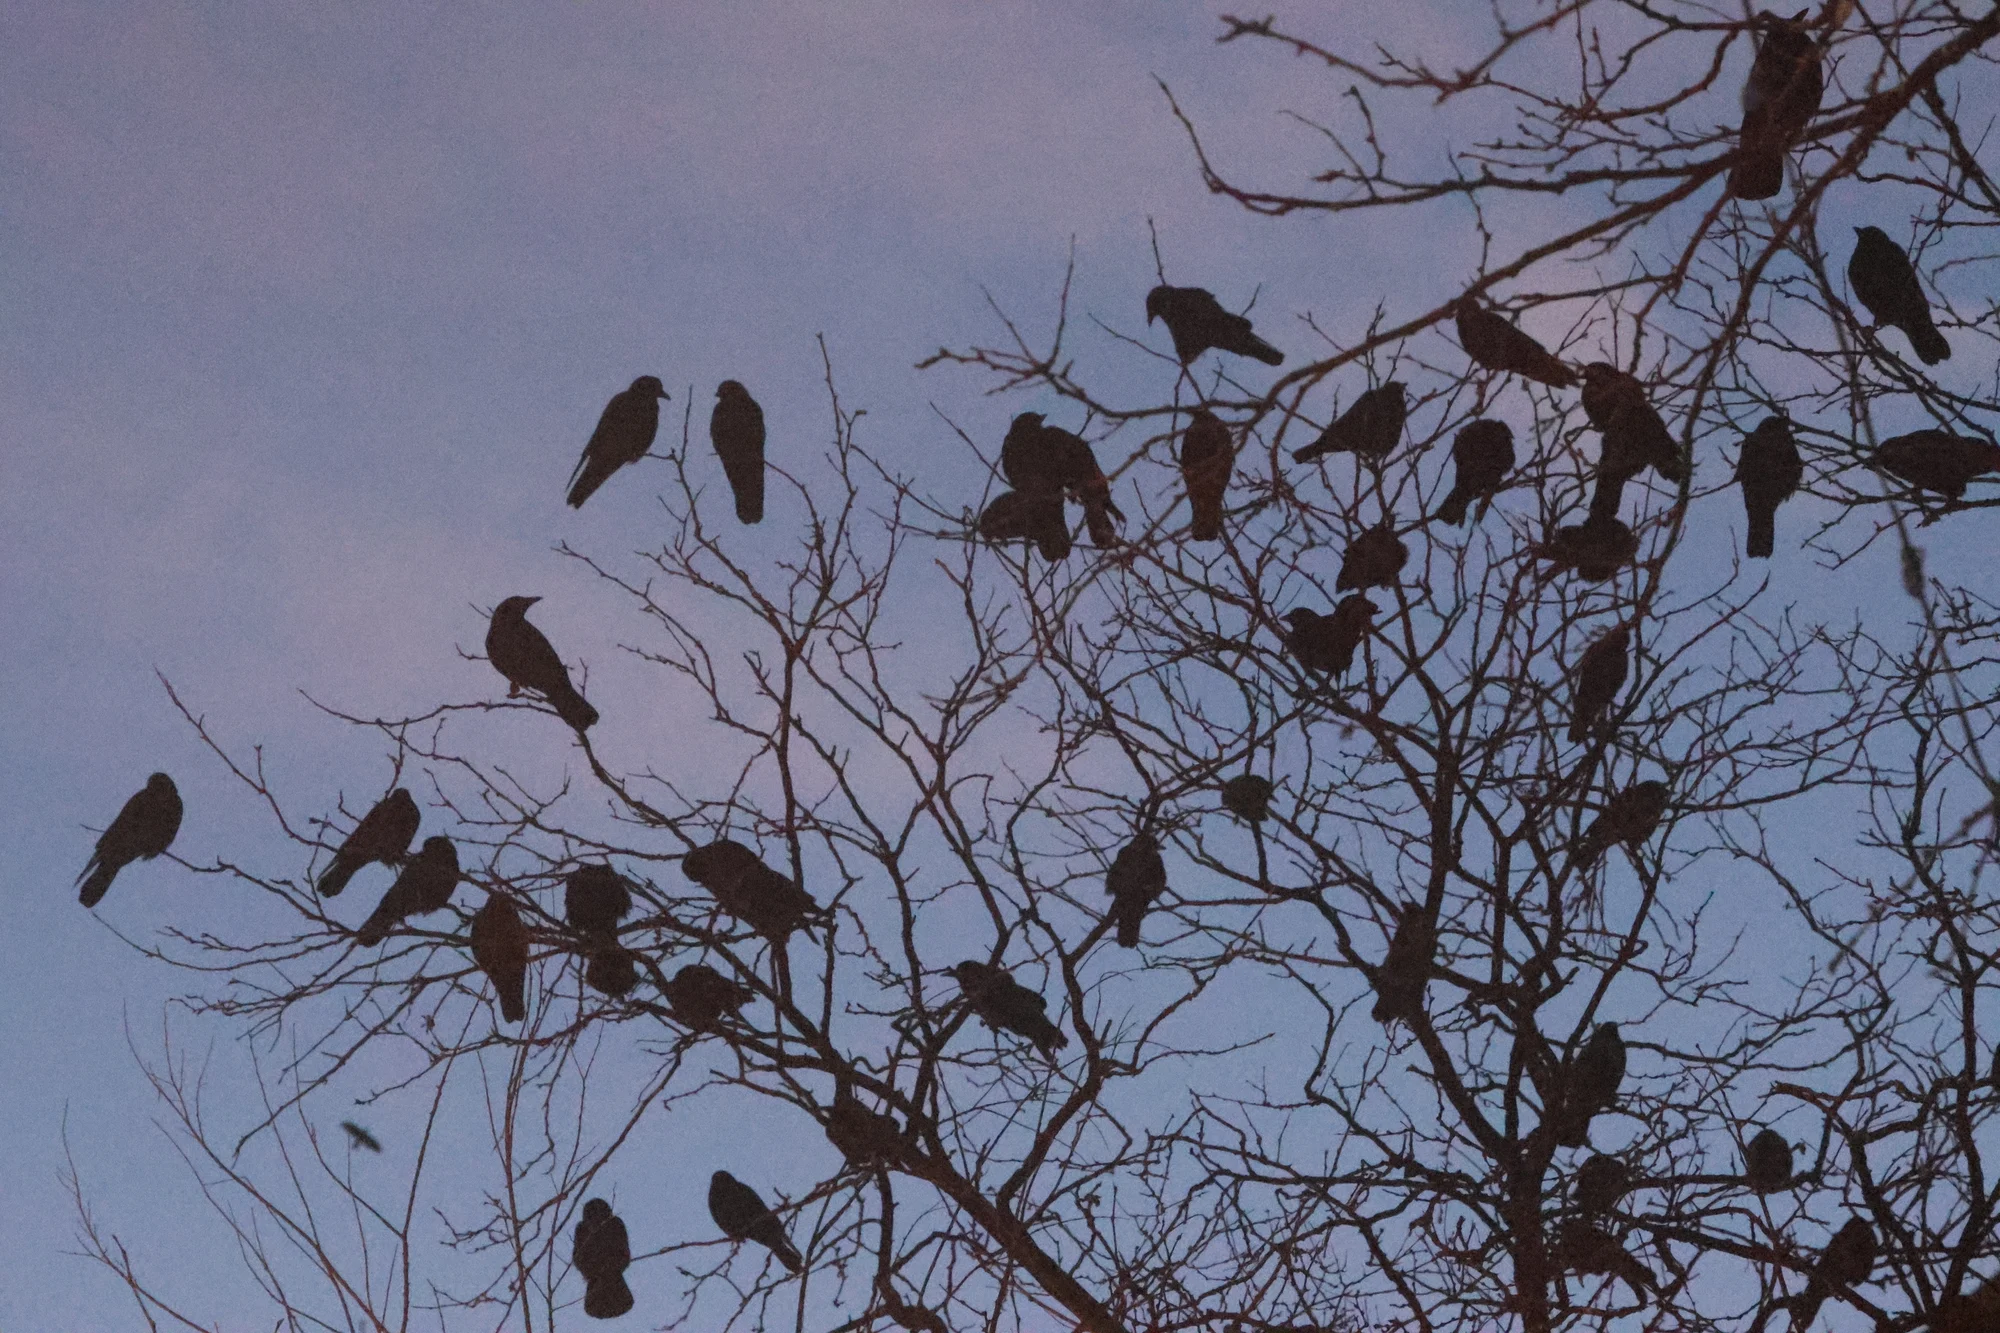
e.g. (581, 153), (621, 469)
(1573, 1154), (1633, 1215)
(1559, 1218), (1654, 1298)
(1875, 430), (2000, 500)
(1558, 1022), (1627, 1146)
(568, 376), (670, 508)
(1220, 774), (1274, 823)
(1436, 419), (1516, 526)
(573, 1197), (636, 1320)
(663, 963), (755, 1030)
(1293, 383), (1407, 464)
(487, 597), (599, 732)
(1728, 10), (1823, 201)
(950, 960), (1068, 1056)
(1453, 299), (1576, 388)
(1580, 364), (1685, 521)
(340, 1121), (382, 1153)
(1573, 781), (1670, 871)
(355, 836), (462, 946)
(825, 1088), (905, 1168)
(565, 864), (633, 938)
(1146, 285), (1284, 366)
(1849, 227), (1950, 365)
(1180, 409), (1234, 542)
(76, 772), (183, 908)
(470, 893), (530, 1024)
(1792, 1217), (1878, 1329)
(1738, 416), (1805, 558)
(1569, 625), (1631, 744)
(1283, 596), (1377, 678)
(977, 489), (1072, 563)
(1336, 521), (1409, 591)
(708, 1170), (803, 1273)
(585, 942), (639, 998)
(683, 839), (822, 941)
(710, 380), (767, 524)
(317, 787), (419, 898)
(1003, 414), (1121, 547)
(1538, 514), (1639, 582)
(1371, 903), (1438, 1025)
(1743, 1128), (1793, 1194)
(1104, 833), (1167, 948)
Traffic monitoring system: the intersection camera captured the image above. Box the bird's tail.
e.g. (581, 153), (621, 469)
(355, 898), (402, 947)
(1525, 355), (1578, 389)
(77, 857), (114, 908)
(1587, 475), (1626, 525)
(499, 983), (526, 1024)
(552, 685), (600, 732)
(1081, 494), (1119, 548)
(317, 855), (359, 898)
(733, 470), (766, 524)
(1746, 505), (1777, 559)
(1568, 710), (1592, 745)
(1114, 905), (1141, 949)
(1435, 486), (1471, 527)
(566, 460), (604, 509)
(1189, 493), (1223, 542)
(1910, 317), (1951, 366)
(1245, 335), (1284, 367)
(584, 1275), (636, 1319)
(1292, 430), (1341, 464)
(1729, 151), (1784, 202)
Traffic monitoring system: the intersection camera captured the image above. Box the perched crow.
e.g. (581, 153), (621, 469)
(1454, 299), (1576, 388)
(1728, 10), (1823, 201)
(585, 942), (639, 998)
(950, 960), (1068, 1056)
(1581, 364), (1685, 520)
(340, 1121), (382, 1153)
(573, 1197), (636, 1320)
(1738, 416), (1805, 558)
(1293, 383), (1407, 464)
(568, 376), (669, 508)
(1792, 1218), (1878, 1329)
(1371, 903), (1438, 1025)
(1875, 430), (2000, 500)
(1573, 1154), (1633, 1215)
(565, 864), (634, 938)
(1559, 1022), (1627, 1146)
(1337, 521), (1409, 591)
(1436, 419), (1516, 526)
(709, 1170), (803, 1273)
(1146, 285), (1284, 366)
(1283, 596), (1377, 678)
(487, 597), (598, 732)
(1849, 227), (1950, 365)
(1220, 774), (1274, 823)
(470, 893), (530, 1024)
(317, 787), (419, 898)
(1180, 409), (1234, 542)
(683, 839), (821, 941)
(1104, 833), (1167, 948)
(664, 963), (755, 1030)
(709, 380), (767, 524)
(1933, 1279), (2000, 1333)
(355, 836), (461, 946)
(1003, 414), (1120, 547)
(1569, 625), (1631, 744)
(977, 488), (1072, 562)
(825, 1089), (905, 1168)
(1573, 781), (1670, 871)
(76, 772), (182, 908)
(1559, 1218), (1654, 1298)
(1744, 1128), (1793, 1194)
(1539, 514), (1639, 582)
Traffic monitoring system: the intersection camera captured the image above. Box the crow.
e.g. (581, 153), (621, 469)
(1743, 1128), (1793, 1194)
(1539, 514), (1639, 582)
(1569, 625), (1631, 744)
(977, 488), (1072, 562)
(487, 596), (599, 732)
(317, 787), (419, 898)
(710, 380), (767, 524)
(1738, 416), (1805, 558)
(1220, 774), (1274, 824)
(470, 893), (530, 1023)
(1104, 833), (1167, 948)
(1336, 521), (1408, 591)
(565, 864), (634, 938)
(568, 376), (669, 508)
(1003, 414), (1120, 547)
(1559, 1218), (1654, 1298)
(950, 960), (1068, 1056)
(1146, 285), (1284, 366)
(664, 963), (755, 1030)
(1293, 383), (1407, 464)
(1453, 299), (1576, 387)
(1581, 364), (1685, 521)
(573, 1197), (636, 1320)
(1180, 409), (1234, 542)
(1371, 903), (1438, 1025)
(1875, 430), (2000, 500)
(340, 1121), (382, 1153)
(1573, 781), (1670, 871)
(825, 1088), (905, 1168)
(1436, 419), (1516, 526)
(76, 772), (182, 909)
(1790, 1218), (1878, 1329)
(1283, 596), (1377, 678)
(683, 839), (822, 941)
(1728, 10), (1823, 201)
(1849, 227), (1950, 365)
(1558, 1022), (1627, 1147)
(709, 1171), (803, 1273)
(585, 942), (639, 998)
(355, 836), (461, 946)
(1573, 1154), (1633, 1215)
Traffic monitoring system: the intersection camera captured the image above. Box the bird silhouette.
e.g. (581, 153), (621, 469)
(1743, 1128), (1793, 1194)
(1453, 298), (1576, 387)
(1146, 285), (1284, 365)
(825, 1088), (905, 1168)
(1220, 775), (1274, 823)
(1180, 409), (1234, 542)
(565, 864), (633, 938)
(1559, 1218), (1653, 1298)
(1104, 833), (1167, 948)
(1790, 1218), (1878, 1329)
(1849, 227), (1950, 365)
(709, 380), (767, 524)
(470, 893), (530, 1023)
(709, 1171), (803, 1273)
(1539, 514), (1639, 582)
(663, 963), (755, 1030)
(977, 488), (1072, 562)
(1436, 419), (1516, 525)
(1875, 430), (2000, 500)
(487, 597), (599, 732)
(317, 787), (418, 898)
(340, 1121), (382, 1153)
(1337, 521), (1409, 591)
(1573, 781), (1670, 871)
(1293, 383), (1407, 464)
(1371, 903), (1438, 1025)
(573, 1197), (636, 1320)
(76, 772), (182, 908)
(585, 942), (639, 998)
(950, 960), (1068, 1056)
(1283, 596), (1377, 678)
(568, 376), (669, 508)
(1569, 625), (1631, 744)
(355, 836), (461, 946)
(1728, 11), (1823, 201)
(1003, 414), (1121, 547)
(683, 839), (821, 941)
(1581, 364), (1685, 520)
(1738, 416), (1805, 558)
(1573, 1154), (1633, 1215)
(1557, 1022), (1627, 1147)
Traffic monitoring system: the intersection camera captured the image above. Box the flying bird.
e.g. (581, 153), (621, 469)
(1849, 227), (1950, 365)
(977, 489), (1072, 563)
(1738, 416), (1805, 558)
(1220, 774), (1274, 824)
(1336, 521), (1409, 591)
(950, 960), (1068, 1056)
(470, 893), (530, 1024)
(1293, 383), (1407, 464)
(1104, 833), (1167, 948)
(1569, 625), (1631, 744)
(1728, 10), (1823, 201)
(1572, 1154), (1633, 1215)
(317, 788), (419, 898)
(573, 1197), (636, 1320)
(1453, 299), (1576, 387)
(1559, 1218), (1654, 1298)
(1180, 409), (1234, 542)
(585, 942), (639, 998)
(1580, 364), (1685, 520)
(710, 380), (767, 524)
(567, 375), (669, 508)
(1538, 514), (1638, 582)
(683, 839), (822, 941)
(663, 963), (755, 1030)
(1436, 419), (1516, 526)
(354, 836), (461, 946)
(1573, 780), (1670, 872)
(76, 772), (182, 909)
(1875, 430), (2000, 500)
(487, 596), (599, 732)
(340, 1121), (382, 1153)
(1558, 1022), (1627, 1147)
(1371, 903), (1438, 1025)
(708, 1171), (803, 1273)
(565, 864), (634, 939)
(1283, 596), (1377, 678)
(1744, 1128), (1794, 1194)
(1145, 285), (1284, 366)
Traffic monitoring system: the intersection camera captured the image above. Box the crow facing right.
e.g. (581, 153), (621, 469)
(1569, 625), (1631, 744)
(317, 787), (419, 898)
(77, 772), (183, 909)
(567, 376), (669, 508)
(1436, 419), (1515, 526)
(1738, 416), (1804, 558)
(1293, 383), (1407, 464)
(355, 835), (461, 946)
(1104, 833), (1167, 948)
(710, 380), (767, 524)
(1875, 430), (2000, 500)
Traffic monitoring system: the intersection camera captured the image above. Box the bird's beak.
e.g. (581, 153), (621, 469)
(524, 596), (542, 607)
(658, 388), (671, 399)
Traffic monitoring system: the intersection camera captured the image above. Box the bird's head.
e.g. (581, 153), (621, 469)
(1008, 411), (1045, 434)
(147, 772), (175, 790)
(711, 1170), (733, 1187)
(632, 375), (669, 399)
(1580, 362), (1619, 385)
(495, 595), (541, 619)
(420, 835), (456, 860)
(583, 1197), (612, 1222)
(1144, 286), (1171, 324)
(948, 960), (988, 985)
(716, 379), (748, 400)
(1382, 381), (1408, 401)
(1854, 225), (1887, 242)
(1282, 608), (1320, 631)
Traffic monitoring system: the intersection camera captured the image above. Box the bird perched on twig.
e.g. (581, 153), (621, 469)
(710, 380), (767, 524)
(1559, 1218), (1654, 1298)
(950, 960), (1068, 1057)
(825, 1087), (905, 1168)
(709, 1170), (804, 1273)
(1743, 1128), (1794, 1194)
(1849, 227), (1950, 365)
(1293, 383), (1407, 465)
(1180, 409), (1234, 542)
(977, 488), (1072, 563)
(1728, 10), (1823, 201)
(487, 596), (599, 732)
(317, 787), (418, 898)
(1573, 1154), (1633, 1215)
(1337, 521), (1409, 591)
(355, 836), (461, 946)
(1371, 903), (1438, 1025)
(1569, 625), (1631, 744)
(1875, 430), (2000, 501)
(1284, 596), (1377, 679)
(470, 893), (530, 1024)
(565, 864), (633, 939)
(1556, 1022), (1627, 1147)
(1104, 833), (1167, 948)
(1003, 413), (1121, 547)
(567, 376), (669, 508)
(1572, 780), (1670, 871)
(1436, 419), (1516, 525)
(573, 1197), (636, 1319)
(1738, 416), (1805, 558)
(663, 963), (756, 1030)
(1580, 364), (1685, 521)
(1538, 514), (1639, 582)
(1784, 1217), (1878, 1330)
(1146, 285), (1284, 366)
(1221, 775), (1274, 824)
(683, 839), (822, 941)
(585, 942), (638, 998)
(76, 772), (182, 909)
(1454, 298), (1576, 388)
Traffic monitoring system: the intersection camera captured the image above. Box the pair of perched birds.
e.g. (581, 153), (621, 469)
(566, 376), (768, 521)
(570, 1171), (802, 1321)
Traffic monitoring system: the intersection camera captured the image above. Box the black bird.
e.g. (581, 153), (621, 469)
(355, 836), (461, 946)
(565, 864), (634, 939)
(1876, 430), (2000, 500)
(340, 1121), (382, 1153)
(1336, 521), (1409, 591)
(1792, 1218), (1878, 1329)
(950, 960), (1068, 1056)
(1293, 383), (1407, 464)
(1573, 781), (1670, 871)
(1220, 774), (1274, 823)
(470, 893), (530, 1024)
(1003, 414), (1121, 547)
(1104, 833), (1167, 948)
(76, 772), (182, 908)
(1283, 596), (1377, 678)
(1738, 416), (1805, 558)
(1539, 514), (1639, 582)
(1744, 1128), (1793, 1194)
(1573, 1154), (1633, 1215)
(573, 1197), (636, 1320)
(709, 380), (767, 524)
(317, 787), (419, 898)
(1181, 409), (1233, 542)
(1559, 1218), (1654, 1298)
(487, 596), (599, 732)
(977, 489), (1072, 563)
(1581, 363), (1685, 520)
(683, 839), (821, 941)
(1849, 227), (1950, 365)
(709, 1170), (803, 1273)
(1436, 419), (1516, 526)
(1569, 625), (1631, 744)
(1728, 10), (1823, 201)
(663, 963), (755, 1030)
(825, 1088), (905, 1168)
(1145, 285), (1284, 366)
(1558, 1022), (1627, 1147)
(1454, 299), (1576, 388)
(585, 943), (639, 998)
(1371, 903), (1438, 1025)
(568, 375), (669, 508)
